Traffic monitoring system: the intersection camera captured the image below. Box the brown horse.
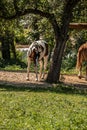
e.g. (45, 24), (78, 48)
(76, 42), (87, 80)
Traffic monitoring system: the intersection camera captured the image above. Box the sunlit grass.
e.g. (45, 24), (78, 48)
(0, 84), (87, 130)
(61, 68), (77, 75)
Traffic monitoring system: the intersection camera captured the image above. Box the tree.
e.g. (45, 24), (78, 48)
(0, 19), (16, 60)
(0, 0), (82, 83)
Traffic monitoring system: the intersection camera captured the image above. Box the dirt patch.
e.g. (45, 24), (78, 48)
(60, 74), (87, 90)
(0, 71), (87, 89)
(0, 71), (51, 88)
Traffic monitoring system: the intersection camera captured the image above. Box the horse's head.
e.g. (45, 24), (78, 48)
(29, 44), (40, 66)
(32, 44), (43, 53)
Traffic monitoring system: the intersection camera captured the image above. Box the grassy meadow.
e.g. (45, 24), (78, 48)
(0, 84), (87, 130)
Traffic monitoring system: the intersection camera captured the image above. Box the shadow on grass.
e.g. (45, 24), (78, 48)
(0, 80), (86, 96)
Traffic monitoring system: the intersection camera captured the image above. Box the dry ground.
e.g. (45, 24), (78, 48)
(0, 71), (87, 89)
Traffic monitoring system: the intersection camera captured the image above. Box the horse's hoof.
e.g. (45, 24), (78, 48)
(26, 77), (29, 81)
(35, 78), (38, 81)
(78, 76), (82, 79)
(41, 77), (44, 79)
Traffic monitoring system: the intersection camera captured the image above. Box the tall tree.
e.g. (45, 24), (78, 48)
(0, 0), (82, 83)
(0, 19), (16, 60)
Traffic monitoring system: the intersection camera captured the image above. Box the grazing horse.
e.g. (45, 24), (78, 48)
(26, 40), (48, 81)
(76, 42), (87, 80)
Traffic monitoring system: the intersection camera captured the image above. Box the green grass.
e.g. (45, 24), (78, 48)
(61, 68), (77, 75)
(0, 84), (87, 130)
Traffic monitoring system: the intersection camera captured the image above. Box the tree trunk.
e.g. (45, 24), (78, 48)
(1, 38), (10, 60)
(10, 41), (16, 59)
(46, 37), (66, 83)
(10, 34), (16, 59)
(1, 31), (16, 60)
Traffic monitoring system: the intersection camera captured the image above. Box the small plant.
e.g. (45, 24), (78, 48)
(62, 50), (77, 72)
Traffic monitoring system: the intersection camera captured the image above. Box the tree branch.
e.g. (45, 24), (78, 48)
(60, 0), (81, 38)
(0, 8), (48, 19)
(0, 7), (61, 37)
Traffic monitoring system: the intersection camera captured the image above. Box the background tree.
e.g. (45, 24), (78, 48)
(0, 19), (16, 60)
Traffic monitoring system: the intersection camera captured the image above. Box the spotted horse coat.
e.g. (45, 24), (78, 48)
(26, 40), (48, 81)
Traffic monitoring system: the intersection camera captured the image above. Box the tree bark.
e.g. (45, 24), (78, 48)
(1, 37), (10, 60)
(46, 33), (67, 83)
(9, 32), (16, 59)
(10, 40), (16, 59)
(0, 31), (16, 60)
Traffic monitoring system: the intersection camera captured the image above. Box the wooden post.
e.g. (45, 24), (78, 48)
(69, 23), (87, 30)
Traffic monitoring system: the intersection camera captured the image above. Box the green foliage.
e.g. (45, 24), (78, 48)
(62, 52), (76, 71)
(73, 0), (87, 23)
(15, 27), (30, 44)
(62, 29), (87, 72)
(0, 52), (27, 70)
(61, 39), (77, 71)
(0, 60), (26, 71)
(0, 50), (37, 71)
(15, 33), (28, 44)
(0, 84), (87, 130)
(75, 30), (87, 49)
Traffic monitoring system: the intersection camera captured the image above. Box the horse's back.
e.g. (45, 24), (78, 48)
(79, 42), (87, 51)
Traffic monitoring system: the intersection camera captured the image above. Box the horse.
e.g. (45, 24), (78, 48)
(26, 40), (48, 81)
(76, 42), (87, 80)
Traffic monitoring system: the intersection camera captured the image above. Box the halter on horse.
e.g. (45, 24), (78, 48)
(26, 40), (48, 81)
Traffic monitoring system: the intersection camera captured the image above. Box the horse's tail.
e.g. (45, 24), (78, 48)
(76, 50), (82, 70)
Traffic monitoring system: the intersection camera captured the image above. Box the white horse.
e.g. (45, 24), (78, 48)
(26, 40), (48, 81)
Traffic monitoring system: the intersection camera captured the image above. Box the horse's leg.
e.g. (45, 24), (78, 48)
(35, 58), (38, 81)
(85, 66), (87, 81)
(39, 60), (43, 80)
(34, 65), (38, 81)
(26, 57), (31, 80)
(78, 65), (82, 79)
(42, 55), (48, 79)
